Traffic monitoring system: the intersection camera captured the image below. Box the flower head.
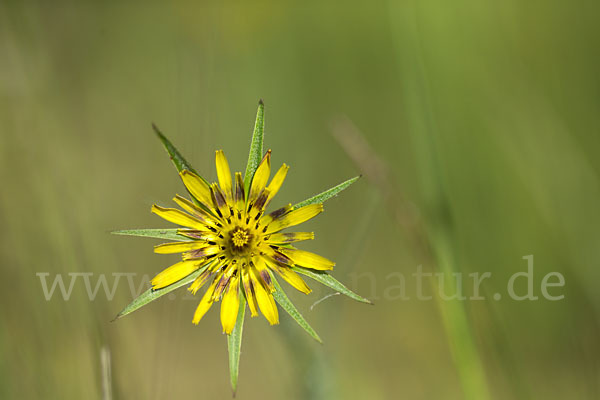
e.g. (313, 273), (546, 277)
(150, 149), (334, 334)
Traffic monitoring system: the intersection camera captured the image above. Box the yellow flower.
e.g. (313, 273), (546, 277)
(150, 149), (334, 334)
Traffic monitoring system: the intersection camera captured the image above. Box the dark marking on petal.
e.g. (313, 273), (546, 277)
(271, 250), (292, 265)
(260, 269), (272, 286)
(269, 206), (289, 221)
(253, 189), (269, 212)
(235, 172), (245, 204)
(178, 230), (208, 240)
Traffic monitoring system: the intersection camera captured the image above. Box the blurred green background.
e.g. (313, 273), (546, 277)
(2, 1), (600, 399)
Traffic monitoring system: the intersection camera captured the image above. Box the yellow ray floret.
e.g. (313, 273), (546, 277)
(151, 260), (202, 289)
(241, 268), (258, 317)
(180, 170), (214, 208)
(250, 266), (279, 325)
(151, 205), (206, 230)
(153, 241), (208, 254)
(267, 261), (311, 294)
(192, 272), (222, 324)
(266, 163), (289, 204)
(220, 274), (240, 334)
(248, 150), (271, 202)
(265, 204), (323, 234)
(279, 248), (335, 270)
(215, 150), (233, 201)
(172, 195), (218, 227)
(266, 232), (314, 244)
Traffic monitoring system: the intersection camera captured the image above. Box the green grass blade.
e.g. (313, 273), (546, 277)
(114, 263), (210, 320)
(110, 228), (192, 241)
(270, 273), (322, 343)
(227, 293), (246, 395)
(243, 100), (265, 193)
(292, 267), (371, 304)
(293, 176), (360, 208)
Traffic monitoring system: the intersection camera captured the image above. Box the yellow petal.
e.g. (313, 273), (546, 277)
(266, 163), (289, 205)
(248, 188), (270, 220)
(177, 229), (218, 241)
(180, 170), (214, 209)
(173, 195), (218, 227)
(279, 248), (335, 270)
(220, 275), (240, 334)
(265, 232), (314, 244)
(153, 241), (207, 254)
(215, 150), (233, 202)
(234, 172), (246, 213)
(181, 245), (220, 260)
(188, 267), (213, 295)
(151, 260), (201, 289)
(259, 204), (292, 228)
(211, 183), (231, 219)
(248, 150), (271, 203)
(241, 269), (258, 317)
(267, 260), (312, 294)
(212, 263), (236, 301)
(265, 204), (323, 234)
(192, 274), (220, 324)
(253, 256), (274, 292)
(250, 267), (279, 325)
(151, 205), (205, 230)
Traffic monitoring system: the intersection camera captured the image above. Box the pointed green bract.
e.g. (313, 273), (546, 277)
(292, 267), (371, 304)
(110, 228), (192, 241)
(152, 123), (201, 178)
(243, 100), (265, 193)
(114, 263), (212, 320)
(293, 176), (360, 209)
(227, 293), (246, 394)
(152, 123), (213, 212)
(270, 273), (322, 343)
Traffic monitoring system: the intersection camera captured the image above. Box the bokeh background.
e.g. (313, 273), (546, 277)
(2, 1), (600, 399)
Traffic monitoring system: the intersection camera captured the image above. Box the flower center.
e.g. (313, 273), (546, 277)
(231, 228), (250, 248)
